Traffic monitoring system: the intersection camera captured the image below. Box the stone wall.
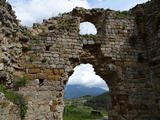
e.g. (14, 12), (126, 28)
(0, 0), (160, 120)
(0, 93), (20, 120)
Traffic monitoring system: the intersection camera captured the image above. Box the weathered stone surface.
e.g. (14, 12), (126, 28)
(0, 93), (20, 120)
(0, 0), (160, 120)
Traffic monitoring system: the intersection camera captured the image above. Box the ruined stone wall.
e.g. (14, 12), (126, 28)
(0, 92), (20, 120)
(0, 0), (160, 120)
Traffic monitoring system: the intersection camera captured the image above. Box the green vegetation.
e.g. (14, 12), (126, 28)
(84, 92), (110, 110)
(23, 31), (30, 36)
(20, 104), (28, 118)
(59, 18), (74, 31)
(60, 24), (68, 30)
(29, 56), (35, 62)
(13, 77), (26, 90)
(13, 24), (18, 29)
(63, 94), (109, 120)
(41, 58), (47, 63)
(28, 44), (32, 50)
(114, 13), (127, 18)
(63, 105), (103, 120)
(122, 24), (127, 30)
(66, 18), (73, 25)
(0, 84), (27, 119)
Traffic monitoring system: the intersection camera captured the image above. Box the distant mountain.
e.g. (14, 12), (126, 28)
(64, 85), (106, 99)
(84, 92), (110, 110)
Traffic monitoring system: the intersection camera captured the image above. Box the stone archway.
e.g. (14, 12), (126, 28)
(1, 0), (160, 120)
(21, 7), (137, 120)
(63, 63), (110, 119)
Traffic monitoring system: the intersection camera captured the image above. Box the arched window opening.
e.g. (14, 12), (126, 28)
(63, 64), (110, 120)
(79, 22), (97, 35)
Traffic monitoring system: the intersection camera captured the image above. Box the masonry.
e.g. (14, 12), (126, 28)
(0, 0), (160, 120)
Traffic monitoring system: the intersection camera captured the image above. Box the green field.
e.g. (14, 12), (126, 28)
(63, 95), (108, 120)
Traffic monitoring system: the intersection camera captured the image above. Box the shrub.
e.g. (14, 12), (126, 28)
(13, 77), (26, 90)
(122, 24), (127, 30)
(41, 58), (47, 63)
(29, 56), (35, 62)
(115, 13), (127, 18)
(23, 31), (30, 36)
(21, 104), (28, 118)
(28, 45), (32, 50)
(0, 84), (27, 119)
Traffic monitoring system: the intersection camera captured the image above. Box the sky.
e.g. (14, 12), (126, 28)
(68, 64), (108, 90)
(7, 0), (149, 90)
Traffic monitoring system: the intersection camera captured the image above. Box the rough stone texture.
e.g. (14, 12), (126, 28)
(0, 92), (20, 120)
(0, 0), (160, 120)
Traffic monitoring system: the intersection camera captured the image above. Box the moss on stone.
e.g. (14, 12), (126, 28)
(13, 77), (26, 90)
(0, 84), (27, 119)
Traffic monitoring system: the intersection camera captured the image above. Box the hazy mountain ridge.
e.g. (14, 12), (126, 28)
(64, 85), (106, 99)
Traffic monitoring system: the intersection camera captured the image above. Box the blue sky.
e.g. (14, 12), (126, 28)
(7, 0), (149, 90)
(7, 0), (149, 26)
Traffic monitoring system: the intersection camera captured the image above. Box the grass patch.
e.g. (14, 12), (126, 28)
(122, 24), (127, 30)
(23, 31), (30, 36)
(0, 84), (27, 119)
(21, 104), (28, 118)
(13, 77), (26, 90)
(28, 45), (32, 50)
(63, 105), (103, 120)
(114, 13), (127, 18)
(29, 56), (35, 62)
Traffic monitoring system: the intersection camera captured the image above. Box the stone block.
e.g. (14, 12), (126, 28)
(37, 73), (47, 79)
(24, 74), (34, 80)
(59, 69), (65, 74)
(25, 64), (33, 69)
(48, 75), (55, 81)
(53, 69), (59, 75)
(44, 69), (53, 75)
(0, 63), (4, 70)
(55, 75), (61, 81)
(29, 68), (40, 74)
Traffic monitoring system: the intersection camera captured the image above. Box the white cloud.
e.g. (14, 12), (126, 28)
(68, 64), (109, 90)
(8, 0), (90, 26)
(125, 0), (150, 10)
(79, 22), (97, 35)
(89, 0), (150, 10)
(7, 0), (150, 26)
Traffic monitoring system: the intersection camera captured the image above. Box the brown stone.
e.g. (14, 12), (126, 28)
(29, 68), (40, 74)
(25, 64), (33, 69)
(109, 38), (116, 42)
(48, 75), (55, 81)
(37, 73), (47, 79)
(123, 33), (129, 37)
(24, 74), (34, 80)
(55, 75), (61, 81)
(35, 56), (40, 61)
(68, 45), (74, 49)
(53, 69), (59, 75)
(44, 69), (53, 75)
(59, 69), (65, 74)
(118, 34), (124, 37)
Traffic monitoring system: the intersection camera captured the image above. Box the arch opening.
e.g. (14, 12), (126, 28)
(79, 22), (97, 35)
(63, 64), (110, 120)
